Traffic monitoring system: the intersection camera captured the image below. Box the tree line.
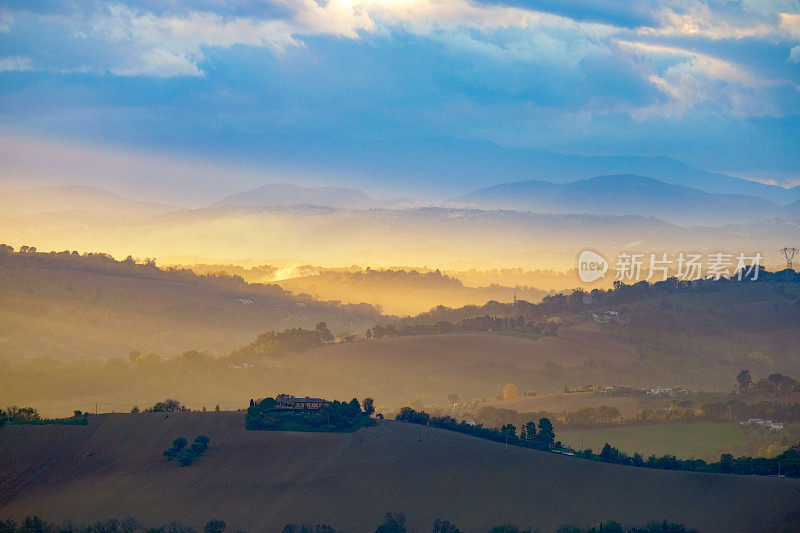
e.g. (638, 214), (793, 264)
(0, 515), (694, 533)
(0, 406), (88, 426)
(393, 406), (800, 478)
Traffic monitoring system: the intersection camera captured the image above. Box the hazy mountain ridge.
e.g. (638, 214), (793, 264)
(212, 183), (379, 209)
(0, 185), (183, 217)
(455, 174), (786, 225)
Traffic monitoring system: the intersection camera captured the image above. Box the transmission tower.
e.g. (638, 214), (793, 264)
(780, 247), (799, 270)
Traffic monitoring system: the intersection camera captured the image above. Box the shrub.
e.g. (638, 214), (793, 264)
(164, 435), (209, 466)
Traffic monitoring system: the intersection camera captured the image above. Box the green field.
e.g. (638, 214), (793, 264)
(558, 422), (746, 462)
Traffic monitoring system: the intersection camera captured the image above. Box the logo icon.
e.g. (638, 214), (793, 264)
(578, 250), (608, 283)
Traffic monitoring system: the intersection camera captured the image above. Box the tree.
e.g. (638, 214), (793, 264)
(6, 405), (39, 422)
(362, 397), (375, 418)
(315, 322), (334, 342)
(204, 520), (226, 533)
(524, 421), (537, 441)
(131, 405), (140, 413)
(349, 398), (362, 416)
(600, 443), (615, 462)
(366, 328), (372, 339)
(433, 519), (461, 533)
(502, 383), (519, 400)
(536, 417), (555, 447)
(489, 525), (531, 533)
(375, 513), (406, 533)
(146, 399), (190, 413)
(215, 404), (221, 412)
(500, 423), (517, 437)
(737, 370), (752, 392)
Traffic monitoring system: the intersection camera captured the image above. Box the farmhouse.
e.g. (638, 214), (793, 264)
(276, 394), (329, 411)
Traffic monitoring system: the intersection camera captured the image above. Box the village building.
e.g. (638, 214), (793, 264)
(275, 394), (329, 411)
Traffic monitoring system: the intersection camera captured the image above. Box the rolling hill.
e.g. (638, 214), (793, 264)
(0, 249), (380, 361)
(275, 268), (550, 316)
(455, 175), (783, 225)
(0, 413), (798, 532)
(271, 324), (639, 409)
(0, 323), (638, 416)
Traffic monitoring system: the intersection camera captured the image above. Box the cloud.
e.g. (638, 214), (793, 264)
(616, 40), (781, 118)
(0, 55), (33, 72)
(0, 0), (798, 186)
(781, 13), (800, 62)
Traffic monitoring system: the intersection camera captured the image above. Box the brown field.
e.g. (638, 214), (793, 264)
(273, 324), (638, 409)
(1, 413), (798, 532)
(294, 323), (636, 373)
(487, 392), (645, 418)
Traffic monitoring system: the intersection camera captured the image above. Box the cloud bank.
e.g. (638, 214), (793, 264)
(0, 0), (798, 190)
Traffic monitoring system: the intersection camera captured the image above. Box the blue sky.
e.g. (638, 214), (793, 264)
(1, 0), (799, 204)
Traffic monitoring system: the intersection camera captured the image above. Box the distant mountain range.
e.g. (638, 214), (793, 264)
(0, 185), (181, 217)
(6, 173), (799, 228)
(478, 151), (800, 206)
(453, 174), (788, 225)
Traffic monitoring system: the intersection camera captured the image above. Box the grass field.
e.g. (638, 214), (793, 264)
(488, 391), (645, 418)
(558, 423), (747, 462)
(1, 413), (798, 532)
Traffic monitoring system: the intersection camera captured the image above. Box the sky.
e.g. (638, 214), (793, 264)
(1, 0), (799, 205)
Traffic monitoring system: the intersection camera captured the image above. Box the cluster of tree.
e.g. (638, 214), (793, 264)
(737, 370), (799, 393)
(395, 407), (557, 450)
(245, 397), (376, 432)
(226, 323), (333, 362)
(0, 516), (227, 533)
(477, 397), (800, 432)
(0, 406), (88, 426)
(139, 399), (191, 413)
(163, 435), (210, 467)
(586, 442), (800, 477)
(0, 515), (693, 533)
(285, 513), (693, 533)
(368, 313), (555, 340)
(475, 405), (622, 431)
